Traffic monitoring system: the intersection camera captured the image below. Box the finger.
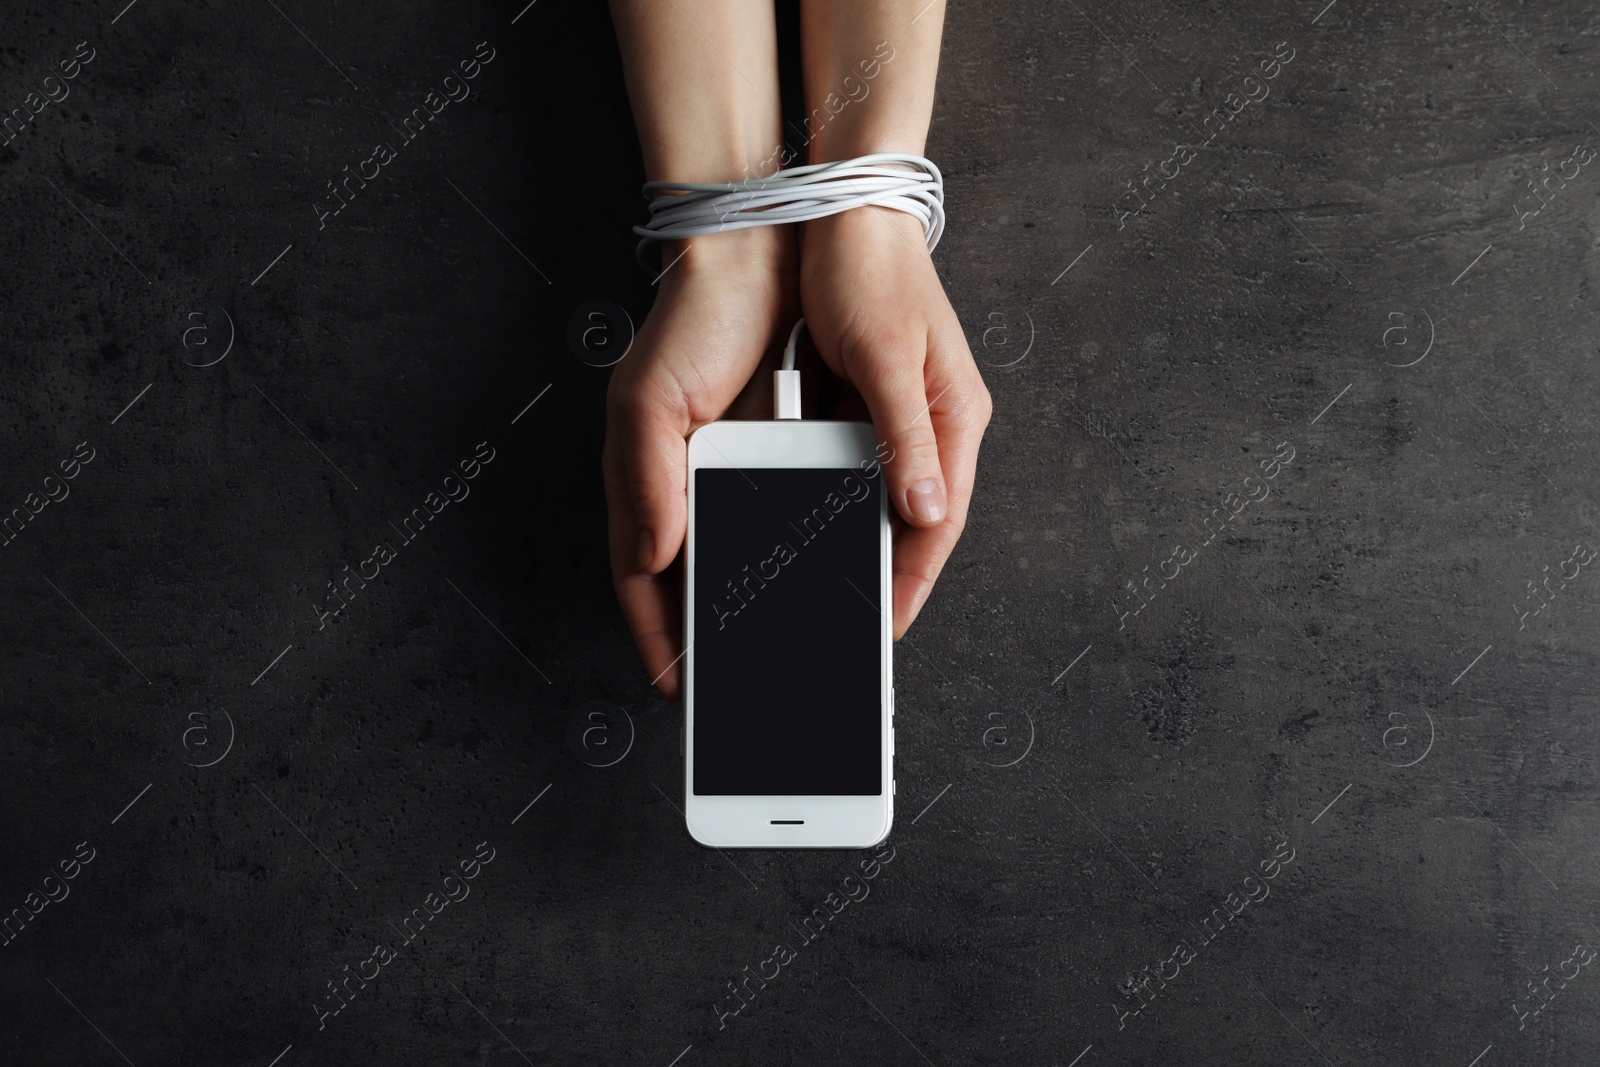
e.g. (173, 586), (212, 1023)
(603, 431), (685, 699)
(890, 330), (993, 639)
(891, 526), (951, 640)
(838, 324), (948, 529)
(609, 374), (691, 575)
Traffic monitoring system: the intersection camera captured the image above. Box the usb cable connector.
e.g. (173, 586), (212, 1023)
(774, 319), (805, 420)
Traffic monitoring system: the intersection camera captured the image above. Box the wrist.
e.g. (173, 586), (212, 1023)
(807, 126), (928, 167)
(656, 223), (794, 286)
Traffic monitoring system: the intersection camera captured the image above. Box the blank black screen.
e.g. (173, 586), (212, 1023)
(692, 466), (883, 795)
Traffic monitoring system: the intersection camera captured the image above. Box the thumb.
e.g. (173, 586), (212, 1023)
(846, 331), (947, 527)
(609, 381), (690, 574)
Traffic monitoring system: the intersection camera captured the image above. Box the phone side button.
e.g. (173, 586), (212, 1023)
(680, 722), (684, 756)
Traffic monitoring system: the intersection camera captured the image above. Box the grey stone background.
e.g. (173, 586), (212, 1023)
(1, 0), (1596, 1064)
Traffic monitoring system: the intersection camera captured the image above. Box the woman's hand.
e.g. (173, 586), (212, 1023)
(799, 206), (992, 640)
(602, 227), (796, 701)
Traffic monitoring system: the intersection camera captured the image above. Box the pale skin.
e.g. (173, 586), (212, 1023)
(605, 0), (990, 700)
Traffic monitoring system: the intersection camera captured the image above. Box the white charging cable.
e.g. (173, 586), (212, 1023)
(773, 318), (805, 420)
(632, 153), (945, 419)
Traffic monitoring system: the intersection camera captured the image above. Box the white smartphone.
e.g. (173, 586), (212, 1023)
(683, 419), (893, 849)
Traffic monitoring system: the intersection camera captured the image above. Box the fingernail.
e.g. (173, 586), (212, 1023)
(636, 530), (654, 571)
(906, 479), (945, 524)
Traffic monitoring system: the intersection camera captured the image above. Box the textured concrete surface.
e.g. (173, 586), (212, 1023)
(2, 0), (1598, 1064)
